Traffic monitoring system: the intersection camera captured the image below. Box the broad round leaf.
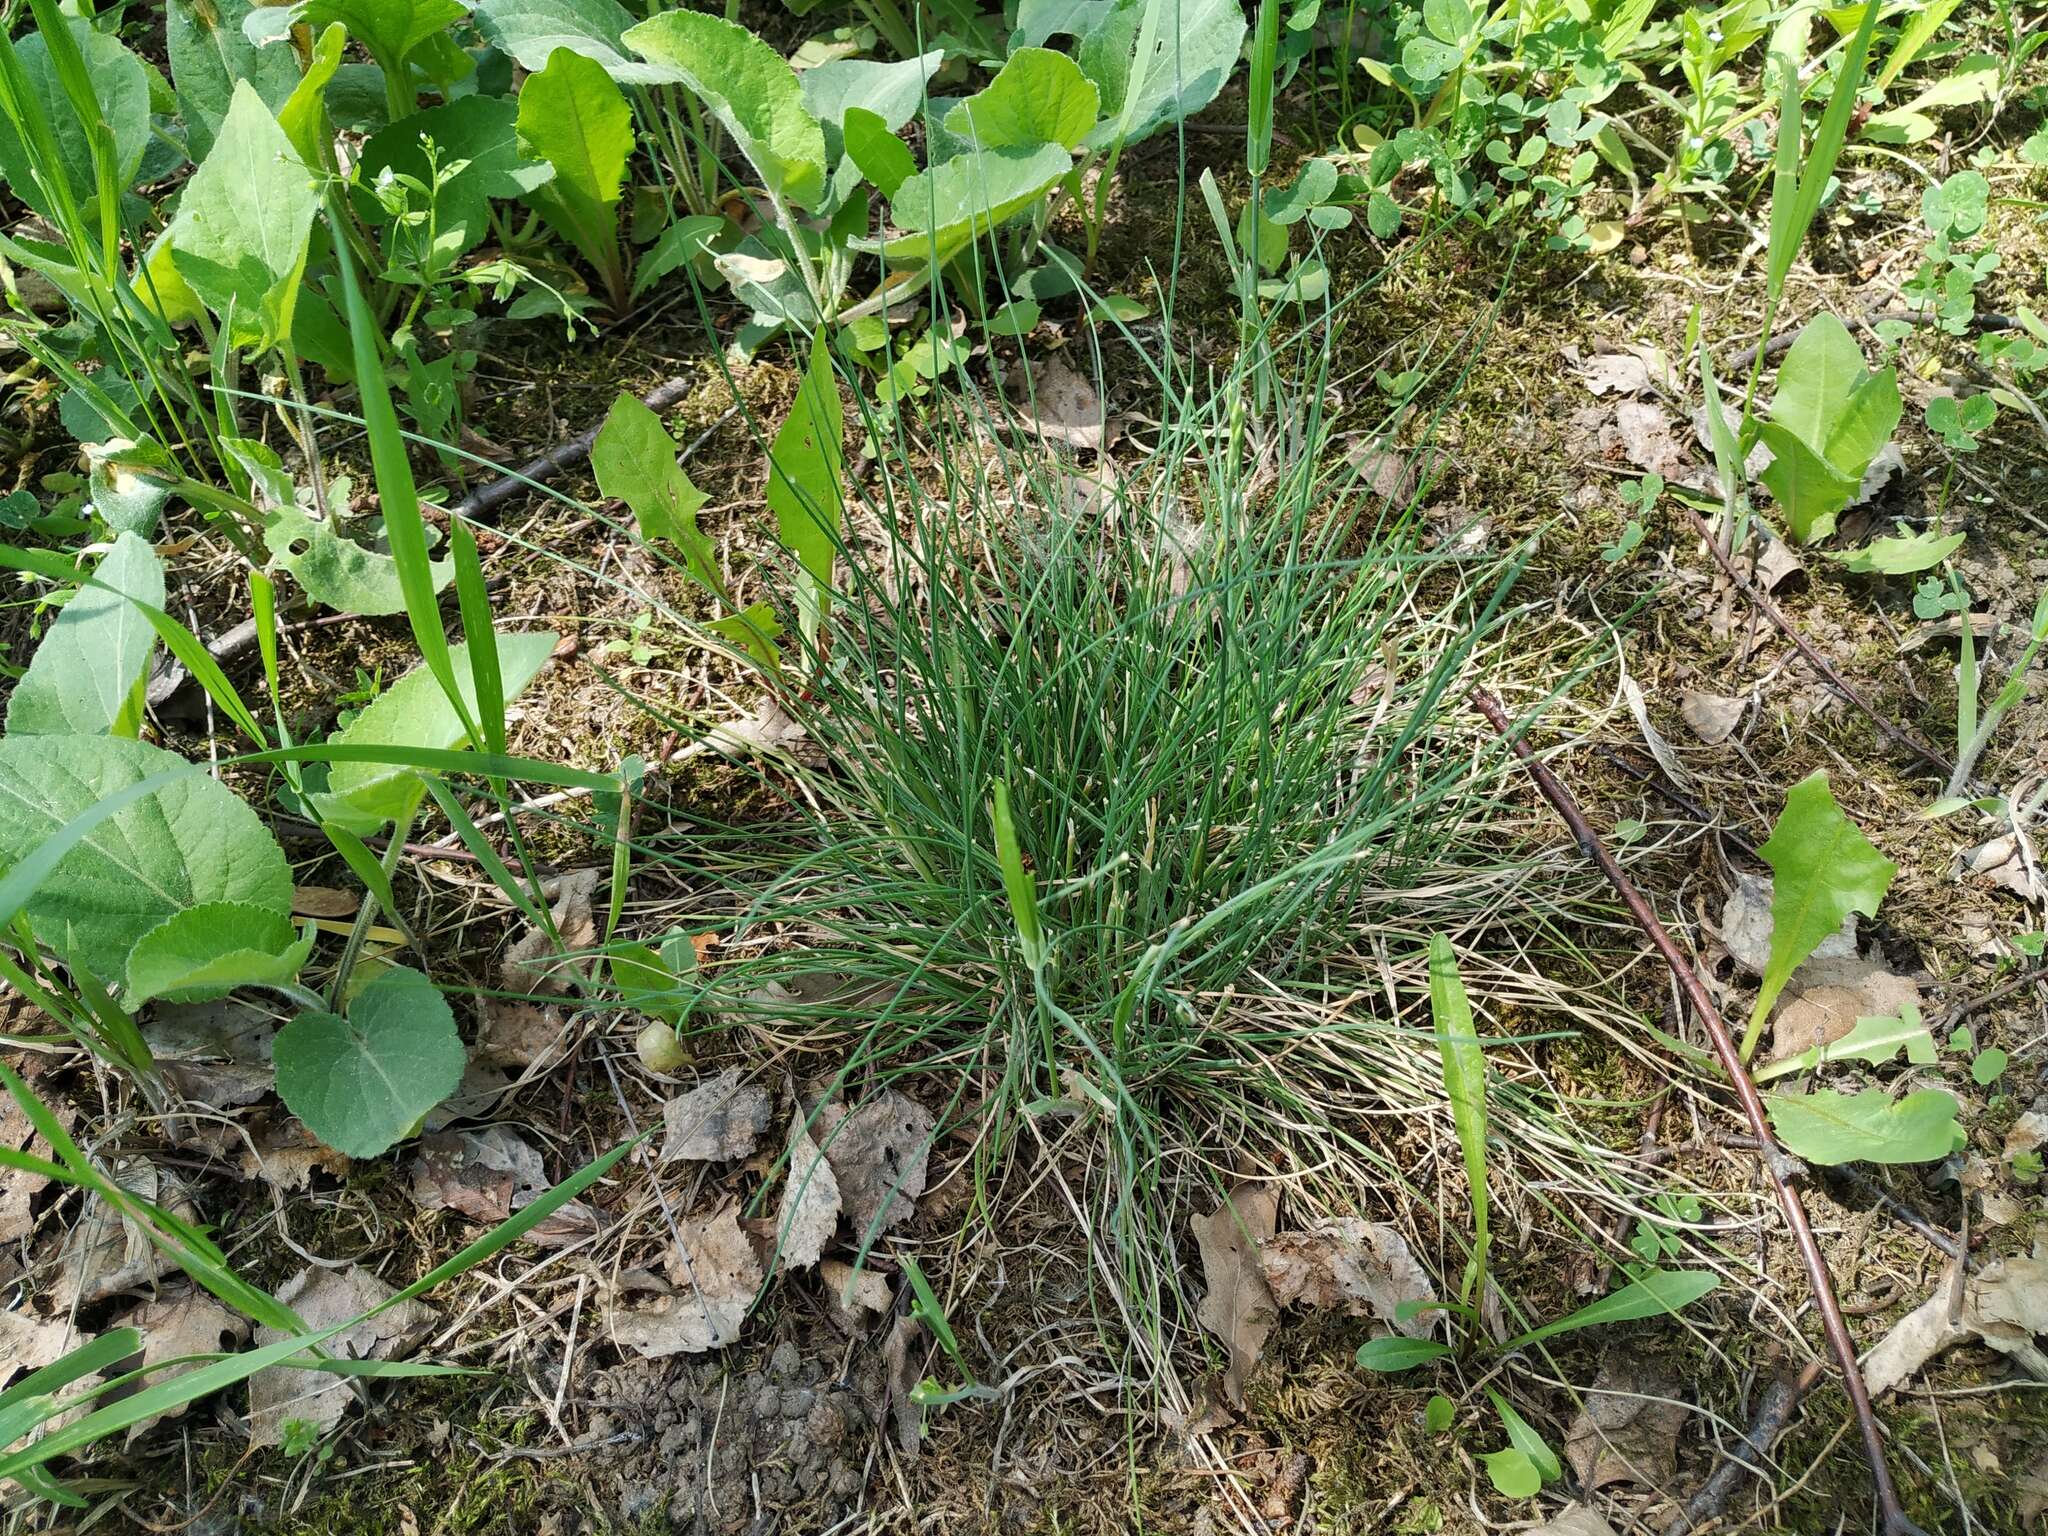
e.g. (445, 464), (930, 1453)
(473, 0), (685, 84)
(943, 48), (1099, 151)
(0, 735), (292, 985)
(125, 902), (314, 1005)
(883, 143), (1074, 266)
(274, 965), (466, 1158)
(623, 10), (827, 210)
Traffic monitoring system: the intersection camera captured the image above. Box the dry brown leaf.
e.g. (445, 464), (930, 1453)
(1680, 690), (1746, 745)
(879, 1313), (925, 1455)
(814, 1090), (934, 1239)
(142, 1000), (277, 1112)
(248, 1266), (433, 1446)
(501, 868), (600, 994)
(1528, 1507), (1622, 1536)
(410, 1127), (545, 1223)
(1342, 435), (1419, 505)
(0, 1308), (79, 1380)
(2005, 1112), (2048, 1162)
(1257, 1218), (1435, 1336)
(239, 1121), (351, 1192)
(111, 1288), (252, 1439)
(1191, 1185), (1279, 1408)
(1768, 952), (1920, 1063)
(48, 1159), (189, 1307)
(423, 1063), (517, 1131)
(660, 1069), (773, 1164)
(1864, 1255), (2048, 1395)
(1014, 355), (1110, 451)
(702, 695), (821, 762)
(1569, 343), (1677, 398)
(1958, 835), (2043, 903)
(1621, 673), (1689, 786)
(1606, 399), (1694, 482)
(291, 885), (359, 918)
(608, 1206), (761, 1357)
(772, 1107), (840, 1272)
(1, 1094), (69, 1249)
(818, 1259), (891, 1333)
(1564, 1355), (1687, 1491)
(473, 999), (568, 1069)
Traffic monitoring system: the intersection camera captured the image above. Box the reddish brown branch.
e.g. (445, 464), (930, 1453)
(1669, 501), (1956, 782)
(1470, 689), (1926, 1536)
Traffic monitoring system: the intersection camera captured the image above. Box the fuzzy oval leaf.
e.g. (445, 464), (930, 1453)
(1764, 1087), (1962, 1165)
(125, 902), (315, 1005)
(766, 335), (845, 644)
(884, 143), (1074, 266)
(624, 10), (827, 209)
(1752, 773), (1897, 1027)
(944, 48), (1099, 151)
(316, 631), (559, 824)
(274, 965), (466, 1158)
(1756, 421), (1858, 544)
(167, 80), (323, 351)
(0, 735), (292, 984)
(473, 0), (684, 83)
(799, 50), (943, 135)
(6, 533), (165, 738)
(1486, 1390), (1561, 1482)
(1354, 1336), (1451, 1372)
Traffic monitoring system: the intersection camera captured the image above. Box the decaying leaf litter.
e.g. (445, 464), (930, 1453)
(0, 3), (2039, 1536)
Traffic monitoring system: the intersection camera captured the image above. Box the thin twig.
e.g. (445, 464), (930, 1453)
(1670, 501), (1957, 782)
(459, 374), (703, 524)
(1724, 309), (2023, 373)
(1662, 1359), (1826, 1536)
(1471, 688), (1927, 1536)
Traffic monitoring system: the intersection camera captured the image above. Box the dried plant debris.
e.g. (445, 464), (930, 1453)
(501, 867), (600, 993)
(0, 1308), (79, 1379)
(606, 1206), (762, 1358)
(1, 1093), (69, 1252)
(1567, 342), (1678, 398)
(772, 1106), (841, 1272)
(239, 1119), (351, 1192)
(141, 999), (277, 1111)
(247, 1266), (433, 1447)
(48, 1159), (191, 1307)
(1864, 1254), (2048, 1396)
(109, 1288), (252, 1439)
(660, 1069), (773, 1163)
(1563, 1354), (1687, 1491)
(472, 998), (569, 1069)
(814, 1090), (934, 1239)
(1718, 874), (1920, 1058)
(1191, 1184), (1280, 1408)
(1529, 1508), (1622, 1536)
(1958, 834), (2044, 903)
(880, 1313), (926, 1455)
(818, 1259), (892, 1332)
(1011, 354), (1110, 451)
(1679, 689), (1747, 745)
(1257, 1217), (1436, 1336)
(410, 1127), (546, 1223)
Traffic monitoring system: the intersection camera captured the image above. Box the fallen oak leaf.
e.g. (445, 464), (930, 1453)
(1257, 1217), (1435, 1337)
(1192, 1184), (1279, 1408)
(814, 1089), (934, 1240)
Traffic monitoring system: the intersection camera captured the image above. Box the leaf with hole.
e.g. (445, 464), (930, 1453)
(1764, 1087), (1962, 1165)
(274, 964), (467, 1158)
(312, 631), (559, 829)
(264, 503), (456, 617)
(0, 735), (292, 985)
(125, 903), (315, 1006)
(5, 533), (164, 739)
